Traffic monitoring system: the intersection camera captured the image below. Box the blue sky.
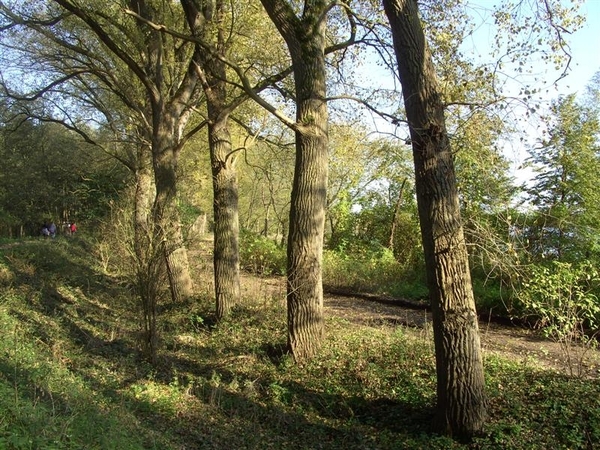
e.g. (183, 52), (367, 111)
(463, 0), (599, 100)
(459, 0), (600, 183)
(360, 0), (598, 166)
(547, 0), (600, 97)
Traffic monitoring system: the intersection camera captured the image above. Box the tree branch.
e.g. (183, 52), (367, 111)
(0, 70), (87, 101)
(51, 0), (157, 100)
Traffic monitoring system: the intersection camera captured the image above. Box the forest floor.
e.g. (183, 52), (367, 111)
(3, 237), (600, 449)
(242, 273), (600, 379)
(324, 293), (600, 378)
(4, 236), (600, 377)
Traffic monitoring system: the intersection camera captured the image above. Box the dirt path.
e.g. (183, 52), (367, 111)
(323, 294), (600, 378)
(239, 270), (600, 378)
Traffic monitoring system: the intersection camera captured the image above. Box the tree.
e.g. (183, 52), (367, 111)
(452, 111), (518, 294)
(0, 0), (214, 362)
(124, 0), (200, 304)
(177, 0), (266, 319)
(382, 0), (486, 438)
(127, 0), (299, 319)
(0, 116), (127, 236)
(584, 70), (600, 111)
(258, 0), (331, 362)
(327, 133), (420, 264)
(524, 93), (600, 262)
(237, 127), (293, 241)
(0, 0), (199, 304)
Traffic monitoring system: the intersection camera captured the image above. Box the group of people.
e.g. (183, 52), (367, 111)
(41, 220), (77, 238)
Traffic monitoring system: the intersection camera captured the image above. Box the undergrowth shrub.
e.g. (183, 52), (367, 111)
(516, 261), (600, 376)
(240, 230), (286, 275)
(239, 231), (429, 299)
(0, 258), (14, 285)
(471, 277), (513, 316)
(323, 245), (427, 299)
(91, 190), (136, 277)
(89, 186), (172, 362)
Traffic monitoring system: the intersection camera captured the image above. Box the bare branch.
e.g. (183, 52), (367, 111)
(327, 93), (407, 126)
(541, 0), (573, 83)
(0, 70), (87, 100)
(51, 0), (156, 100)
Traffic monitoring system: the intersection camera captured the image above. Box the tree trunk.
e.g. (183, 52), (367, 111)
(132, 141), (160, 363)
(259, 0), (329, 362)
(164, 241), (194, 301)
(187, 0), (242, 320)
(287, 124), (328, 361)
(388, 178), (407, 250)
(210, 116), (241, 319)
(262, 201), (270, 237)
(383, 0), (486, 439)
(133, 144), (154, 263)
(153, 118), (195, 303)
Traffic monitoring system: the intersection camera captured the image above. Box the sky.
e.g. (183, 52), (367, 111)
(363, 1), (600, 135)
(460, 0), (600, 184)
(549, 0), (600, 97)
(469, 0), (600, 98)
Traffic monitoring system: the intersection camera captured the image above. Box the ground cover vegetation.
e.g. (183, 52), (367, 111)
(1, 237), (600, 449)
(0, 0), (599, 444)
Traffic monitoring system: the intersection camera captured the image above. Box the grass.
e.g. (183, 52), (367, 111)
(1, 237), (599, 449)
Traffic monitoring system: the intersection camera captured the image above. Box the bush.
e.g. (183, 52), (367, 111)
(323, 245), (427, 299)
(471, 277), (513, 316)
(239, 232), (429, 300)
(240, 230), (286, 275)
(516, 261), (600, 376)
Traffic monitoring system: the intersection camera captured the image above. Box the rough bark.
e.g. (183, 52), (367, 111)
(388, 178), (407, 250)
(286, 127), (327, 361)
(132, 0), (199, 304)
(210, 116), (241, 319)
(131, 139), (160, 362)
(382, 0), (486, 438)
(133, 143), (154, 264)
(260, 0), (329, 362)
(181, 0), (242, 319)
(152, 114), (195, 303)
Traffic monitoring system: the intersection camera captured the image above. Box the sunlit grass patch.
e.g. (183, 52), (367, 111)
(0, 299), (169, 449)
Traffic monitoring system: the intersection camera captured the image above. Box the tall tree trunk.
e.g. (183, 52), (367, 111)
(124, 0), (199, 305)
(153, 118), (195, 303)
(209, 116), (241, 319)
(260, 0), (329, 362)
(383, 0), (486, 439)
(287, 123), (327, 361)
(133, 144), (154, 263)
(132, 141), (160, 362)
(186, 0), (242, 320)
